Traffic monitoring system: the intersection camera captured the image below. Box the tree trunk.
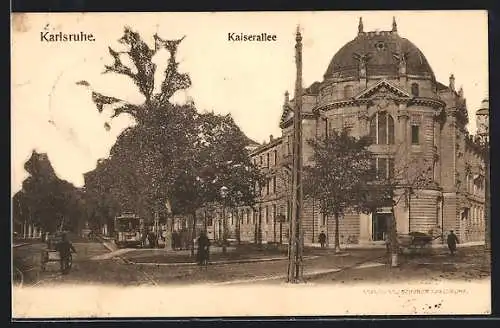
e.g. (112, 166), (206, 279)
(191, 212), (197, 257)
(163, 214), (172, 251)
(389, 207), (399, 267)
(222, 206), (227, 254)
(204, 208), (208, 233)
(257, 208), (263, 247)
(334, 212), (340, 253)
(236, 211), (241, 245)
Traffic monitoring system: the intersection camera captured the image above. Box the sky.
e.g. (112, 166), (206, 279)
(11, 11), (488, 196)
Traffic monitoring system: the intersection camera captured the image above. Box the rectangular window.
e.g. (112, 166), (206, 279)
(273, 176), (277, 193)
(378, 112), (387, 144)
(370, 158), (377, 176)
(273, 150), (277, 165)
(265, 206), (269, 224)
(378, 158), (387, 179)
(266, 178), (270, 195)
(273, 204), (277, 222)
(388, 158), (395, 179)
(321, 213), (327, 226)
(260, 156), (263, 165)
(266, 153), (270, 167)
(246, 209), (251, 224)
(411, 125), (420, 144)
(208, 217), (213, 226)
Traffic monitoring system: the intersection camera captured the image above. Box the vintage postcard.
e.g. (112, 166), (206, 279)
(11, 11), (490, 318)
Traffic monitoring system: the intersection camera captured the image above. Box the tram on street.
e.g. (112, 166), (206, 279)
(114, 213), (144, 248)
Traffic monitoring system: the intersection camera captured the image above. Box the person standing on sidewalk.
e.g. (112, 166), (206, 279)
(447, 230), (459, 256)
(318, 231), (326, 249)
(196, 232), (210, 267)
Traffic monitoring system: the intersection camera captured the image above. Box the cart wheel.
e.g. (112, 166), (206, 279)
(13, 266), (24, 287)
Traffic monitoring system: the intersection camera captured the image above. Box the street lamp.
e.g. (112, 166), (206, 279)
(407, 187), (414, 233)
(220, 186), (229, 253)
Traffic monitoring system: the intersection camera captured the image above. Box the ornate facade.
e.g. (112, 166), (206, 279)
(206, 18), (488, 246)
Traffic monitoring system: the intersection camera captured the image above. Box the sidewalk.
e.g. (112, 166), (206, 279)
(213, 261), (386, 285)
(305, 241), (485, 250)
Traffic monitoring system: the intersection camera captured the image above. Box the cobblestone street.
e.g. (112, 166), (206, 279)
(13, 239), (489, 287)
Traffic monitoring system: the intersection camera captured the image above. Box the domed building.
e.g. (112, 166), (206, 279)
(208, 18), (487, 247)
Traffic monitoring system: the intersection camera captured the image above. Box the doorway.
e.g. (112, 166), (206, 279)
(372, 212), (391, 241)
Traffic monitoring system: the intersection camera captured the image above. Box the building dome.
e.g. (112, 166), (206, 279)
(323, 29), (435, 80)
(476, 98), (489, 115)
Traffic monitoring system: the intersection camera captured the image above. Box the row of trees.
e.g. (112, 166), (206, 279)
(13, 28), (264, 251)
(76, 28), (264, 253)
(12, 152), (86, 235)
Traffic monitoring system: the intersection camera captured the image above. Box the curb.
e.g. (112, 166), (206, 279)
(129, 255), (320, 267)
(213, 262), (386, 285)
(13, 243), (30, 249)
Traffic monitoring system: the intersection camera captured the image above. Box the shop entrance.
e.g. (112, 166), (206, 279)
(372, 212), (392, 241)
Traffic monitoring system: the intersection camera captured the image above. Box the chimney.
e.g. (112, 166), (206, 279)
(358, 17), (364, 34)
(449, 74), (455, 91)
(392, 16), (398, 32)
(284, 90), (290, 105)
(270, 134), (274, 142)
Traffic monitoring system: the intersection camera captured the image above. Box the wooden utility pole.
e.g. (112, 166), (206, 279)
(287, 26), (304, 283)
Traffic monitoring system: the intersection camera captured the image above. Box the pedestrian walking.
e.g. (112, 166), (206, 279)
(55, 233), (76, 274)
(147, 231), (156, 248)
(447, 230), (459, 256)
(196, 232), (210, 268)
(384, 232), (390, 253)
(172, 231), (179, 250)
(318, 231), (326, 248)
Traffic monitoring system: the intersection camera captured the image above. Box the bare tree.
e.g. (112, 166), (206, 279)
(365, 142), (435, 267)
(304, 128), (376, 253)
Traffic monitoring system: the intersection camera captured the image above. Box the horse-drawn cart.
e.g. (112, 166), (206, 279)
(40, 232), (73, 272)
(398, 232), (439, 255)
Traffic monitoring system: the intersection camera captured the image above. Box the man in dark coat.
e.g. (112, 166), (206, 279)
(318, 231), (326, 248)
(172, 231), (178, 250)
(55, 233), (76, 274)
(196, 232), (210, 266)
(447, 230), (459, 256)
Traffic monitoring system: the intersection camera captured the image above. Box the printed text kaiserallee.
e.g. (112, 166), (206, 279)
(228, 33), (277, 42)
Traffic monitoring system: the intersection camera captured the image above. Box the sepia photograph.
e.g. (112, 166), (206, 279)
(11, 10), (490, 317)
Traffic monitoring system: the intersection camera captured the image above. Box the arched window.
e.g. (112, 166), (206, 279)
(411, 83), (419, 97)
(344, 85), (353, 98)
(369, 112), (395, 144)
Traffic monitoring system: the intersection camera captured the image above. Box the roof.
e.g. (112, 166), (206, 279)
(476, 98), (489, 114)
(304, 81), (321, 95)
(323, 30), (435, 80)
(436, 82), (449, 91)
(250, 136), (283, 155)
